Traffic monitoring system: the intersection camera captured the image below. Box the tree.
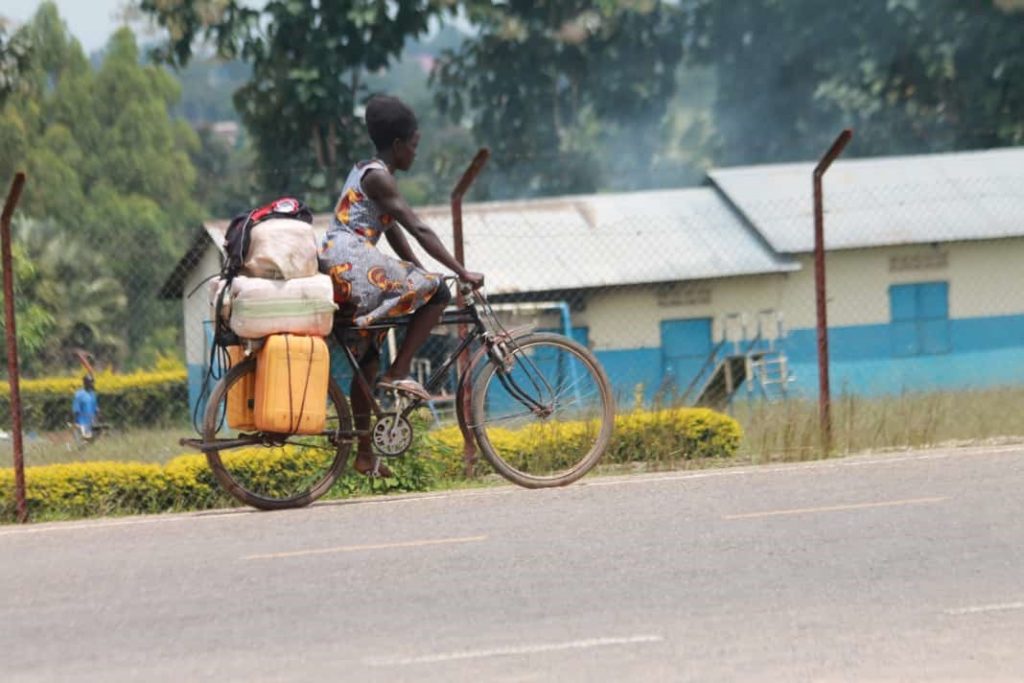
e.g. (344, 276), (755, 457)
(0, 239), (55, 373)
(0, 20), (31, 104)
(137, 0), (458, 209)
(12, 218), (127, 370)
(691, 0), (1024, 165)
(0, 3), (202, 371)
(431, 1), (691, 197)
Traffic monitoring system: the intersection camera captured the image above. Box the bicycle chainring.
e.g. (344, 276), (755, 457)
(371, 413), (413, 457)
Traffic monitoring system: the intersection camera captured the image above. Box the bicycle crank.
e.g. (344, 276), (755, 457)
(371, 413), (413, 457)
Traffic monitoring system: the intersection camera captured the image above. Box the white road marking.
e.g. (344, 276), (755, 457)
(243, 534), (487, 560)
(364, 634), (664, 667)
(944, 601), (1024, 616)
(723, 496), (947, 520)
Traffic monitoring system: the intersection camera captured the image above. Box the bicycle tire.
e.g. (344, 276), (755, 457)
(203, 356), (353, 510)
(470, 333), (615, 488)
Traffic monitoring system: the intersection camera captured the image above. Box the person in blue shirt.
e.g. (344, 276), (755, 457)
(72, 375), (99, 440)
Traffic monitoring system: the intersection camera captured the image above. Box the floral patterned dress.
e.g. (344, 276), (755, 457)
(318, 160), (442, 334)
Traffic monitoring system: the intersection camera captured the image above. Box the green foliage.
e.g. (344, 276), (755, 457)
(0, 3), (202, 371)
(138, 0), (458, 209)
(6, 217), (128, 371)
(0, 239), (56, 367)
(604, 407), (743, 463)
(0, 448), (436, 522)
(428, 406), (743, 476)
(0, 405), (740, 522)
(0, 367), (189, 431)
(432, 1), (690, 197)
(0, 21), (32, 104)
(691, 0), (1024, 164)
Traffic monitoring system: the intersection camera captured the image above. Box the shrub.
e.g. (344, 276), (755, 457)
(0, 461), (177, 520)
(0, 447), (441, 523)
(607, 407), (743, 463)
(0, 407), (741, 522)
(426, 406), (742, 476)
(0, 368), (189, 431)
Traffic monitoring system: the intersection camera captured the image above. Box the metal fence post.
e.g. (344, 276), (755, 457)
(2, 172), (28, 523)
(451, 148), (490, 477)
(813, 130), (853, 454)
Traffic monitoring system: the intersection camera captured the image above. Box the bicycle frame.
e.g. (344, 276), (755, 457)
(337, 303), (486, 422)
(182, 286), (547, 453)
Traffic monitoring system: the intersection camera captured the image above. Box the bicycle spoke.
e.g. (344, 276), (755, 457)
(203, 358), (353, 510)
(470, 334), (614, 487)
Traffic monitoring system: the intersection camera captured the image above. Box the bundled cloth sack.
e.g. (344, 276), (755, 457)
(211, 273), (337, 339)
(241, 217), (319, 280)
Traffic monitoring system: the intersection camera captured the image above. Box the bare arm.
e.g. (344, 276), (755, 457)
(363, 169), (481, 284)
(384, 225), (424, 269)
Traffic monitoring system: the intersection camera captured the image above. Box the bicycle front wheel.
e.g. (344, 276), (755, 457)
(470, 333), (615, 488)
(203, 357), (353, 510)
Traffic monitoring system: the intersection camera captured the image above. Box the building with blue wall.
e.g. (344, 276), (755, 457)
(162, 146), (1024, 413)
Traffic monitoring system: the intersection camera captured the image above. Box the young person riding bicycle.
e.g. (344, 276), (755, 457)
(319, 94), (484, 477)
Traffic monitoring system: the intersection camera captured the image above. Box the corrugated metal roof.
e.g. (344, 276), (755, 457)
(164, 188), (795, 298)
(411, 187), (796, 294)
(708, 146), (1024, 254)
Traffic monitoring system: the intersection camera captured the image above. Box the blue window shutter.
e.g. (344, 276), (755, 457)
(918, 282), (949, 319)
(890, 285), (917, 321)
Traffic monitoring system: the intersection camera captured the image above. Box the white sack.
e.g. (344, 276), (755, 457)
(241, 217), (319, 280)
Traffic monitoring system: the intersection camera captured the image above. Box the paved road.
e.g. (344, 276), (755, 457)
(2, 445), (1023, 682)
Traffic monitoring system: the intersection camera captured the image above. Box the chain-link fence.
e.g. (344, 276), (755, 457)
(4, 143), (1024, 467)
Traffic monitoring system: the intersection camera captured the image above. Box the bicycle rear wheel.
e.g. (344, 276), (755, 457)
(470, 333), (615, 488)
(203, 356), (353, 510)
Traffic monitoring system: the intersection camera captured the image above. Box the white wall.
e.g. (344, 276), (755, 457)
(178, 236), (1024, 359)
(578, 238), (1024, 352)
(580, 273), (790, 351)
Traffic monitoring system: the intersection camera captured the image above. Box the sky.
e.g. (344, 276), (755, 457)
(0, 0), (129, 52)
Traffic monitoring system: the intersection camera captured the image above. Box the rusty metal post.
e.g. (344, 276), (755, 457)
(2, 173), (27, 522)
(451, 149), (490, 477)
(813, 130), (852, 455)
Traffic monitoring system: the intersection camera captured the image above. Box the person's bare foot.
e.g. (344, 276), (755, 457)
(353, 451), (393, 478)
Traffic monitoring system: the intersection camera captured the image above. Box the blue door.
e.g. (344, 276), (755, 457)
(660, 318), (713, 393)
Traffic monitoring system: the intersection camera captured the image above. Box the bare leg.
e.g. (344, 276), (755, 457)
(350, 352), (391, 476)
(384, 295), (446, 380)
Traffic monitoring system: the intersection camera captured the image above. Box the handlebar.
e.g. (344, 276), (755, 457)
(442, 275), (483, 298)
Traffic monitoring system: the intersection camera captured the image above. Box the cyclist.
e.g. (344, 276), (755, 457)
(72, 375), (99, 441)
(319, 94), (484, 476)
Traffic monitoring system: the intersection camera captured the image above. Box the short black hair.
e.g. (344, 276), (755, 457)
(365, 95), (418, 151)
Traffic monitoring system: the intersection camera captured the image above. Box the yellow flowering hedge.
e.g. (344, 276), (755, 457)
(0, 368), (189, 431)
(0, 446), (437, 522)
(426, 407), (742, 479)
(0, 407), (740, 522)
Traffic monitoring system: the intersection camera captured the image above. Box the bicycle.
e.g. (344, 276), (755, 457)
(183, 280), (615, 510)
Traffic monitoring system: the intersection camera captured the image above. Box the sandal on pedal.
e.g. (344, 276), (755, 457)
(376, 376), (432, 401)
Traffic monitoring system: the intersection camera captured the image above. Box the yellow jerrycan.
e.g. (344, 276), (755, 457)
(225, 345), (256, 430)
(253, 334), (330, 434)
